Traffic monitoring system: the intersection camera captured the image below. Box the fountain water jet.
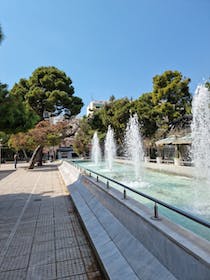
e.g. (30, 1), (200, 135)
(124, 114), (144, 179)
(91, 132), (101, 165)
(191, 85), (210, 181)
(105, 125), (116, 170)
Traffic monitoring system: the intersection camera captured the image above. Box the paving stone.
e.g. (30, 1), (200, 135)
(56, 237), (78, 250)
(6, 244), (32, 257)
(29, 250), (55, 266)
(32, 240), (55, 253)
(54, 217), (71, 224)
(56, 246), (81, 262)
(0, 164), (103, 280)
(37, 218), (54, 226)
(26, 263), (56, 280)
(57, 259), (86, 278)
(36, 225), (54, 233)
(55, 224), (73, 232)
(57, 274), (88, 280)
(10, 238), (32, 247)
(79, 245), (93, 259)
(0, 254), (29, 271)
(0, 269), (26, 280)
(34, 232), (55, 242)
(55, 228), (75, 239)
(76, 235), (88, 246)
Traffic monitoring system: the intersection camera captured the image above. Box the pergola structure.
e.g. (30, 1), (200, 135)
(155, 133), (192, 165)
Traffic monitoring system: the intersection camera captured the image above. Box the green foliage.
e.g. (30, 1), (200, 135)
(11, 66), (83, 119)
(97, 98), (133, 145)
(205, 79), (210, 91)
(73, 118), (93, 156)
(134, 93), (158, 138)
(0, 82), (39, 133)
(152, 70), (191, 134)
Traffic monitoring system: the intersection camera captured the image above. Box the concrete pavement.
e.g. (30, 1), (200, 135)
(0, 163), (104, 280)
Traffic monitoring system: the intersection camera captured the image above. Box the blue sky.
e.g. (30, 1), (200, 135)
(0, 0), (210, 115)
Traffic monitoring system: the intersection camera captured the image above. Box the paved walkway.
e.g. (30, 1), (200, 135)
(0, 163), (104, 280)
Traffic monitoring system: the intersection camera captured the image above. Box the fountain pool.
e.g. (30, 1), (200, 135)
(75, 160), (210, 241)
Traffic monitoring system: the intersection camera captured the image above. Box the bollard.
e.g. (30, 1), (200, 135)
(107, 181), (109, 189)
(154, 202), (159, 219)
(123, 189), (126, 199)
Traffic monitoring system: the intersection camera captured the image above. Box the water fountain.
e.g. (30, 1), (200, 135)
(77, 107), (210, 241)
(104, 125), (116, 170)
(191, 85), (210, 181)
(124, 114), (144, 179)
(91, 132), (101, 165)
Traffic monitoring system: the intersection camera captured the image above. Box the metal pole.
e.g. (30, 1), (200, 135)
(96, 176), (99, 182)
(123, 189), (126, 199)
(154, 202), (159, 219)
(107, 181), (109, 189)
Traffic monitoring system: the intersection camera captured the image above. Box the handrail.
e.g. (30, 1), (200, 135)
(72, 161), (210, 229)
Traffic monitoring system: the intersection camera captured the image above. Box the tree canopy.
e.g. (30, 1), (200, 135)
(11, 66), (83, 119)
(0, 82), (39, 133)
(151, 70), (191, 135)
(74, 70), (192, 156)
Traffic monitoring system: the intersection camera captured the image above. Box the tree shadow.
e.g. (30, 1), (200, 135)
(0, 170), (16, 181)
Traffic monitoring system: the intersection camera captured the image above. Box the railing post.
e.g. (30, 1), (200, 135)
(154, 202), (159, 219)
(89, 172), (91, 177)
(96, 175), (99, 182)
(107, 181), (109, 189)
(123, 189), (126, 199)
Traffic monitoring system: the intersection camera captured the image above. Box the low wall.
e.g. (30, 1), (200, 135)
(116, 158), (195, 177)
(59, 161), (210, 280)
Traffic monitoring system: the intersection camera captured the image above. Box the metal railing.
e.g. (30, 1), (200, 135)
(72, 161), (210, 229)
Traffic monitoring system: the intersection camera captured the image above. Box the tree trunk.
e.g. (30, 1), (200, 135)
(22, 149), (28, 162)
(28, 145), (43, 169)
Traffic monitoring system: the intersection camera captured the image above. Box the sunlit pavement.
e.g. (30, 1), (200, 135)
(0, 163), (104, 280)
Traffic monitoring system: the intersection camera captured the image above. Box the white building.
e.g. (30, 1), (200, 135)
(86, 100), (107, 116)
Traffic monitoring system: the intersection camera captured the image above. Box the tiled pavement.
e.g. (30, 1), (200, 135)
(0, 163), (104, 280)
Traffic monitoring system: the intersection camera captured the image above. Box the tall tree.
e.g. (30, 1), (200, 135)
(11, 66), (83, 119)
(151, 70), (192, 136)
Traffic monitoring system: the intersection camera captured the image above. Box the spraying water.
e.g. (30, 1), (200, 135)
(124, 114), (144, 179)
(191, 85), (210, 181)
(105, 125), (116, 170)
(91, 132), (101, 165)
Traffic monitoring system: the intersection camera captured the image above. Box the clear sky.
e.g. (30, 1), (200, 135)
(0, 0), (210, 115)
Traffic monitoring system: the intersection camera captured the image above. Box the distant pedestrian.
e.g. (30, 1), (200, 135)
(14, 153), (18, 169)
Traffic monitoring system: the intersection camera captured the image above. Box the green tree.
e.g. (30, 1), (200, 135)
(0, 82), (39, 133)
(97, 98), (133, 146)
(73, 118), (93, 156)
(11, 66), (83, 119)
(151, 70), (192, 136)
(134, 92), (158, 138)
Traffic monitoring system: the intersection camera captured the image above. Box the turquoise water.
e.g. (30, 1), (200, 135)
(74, 160), (210, 241)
